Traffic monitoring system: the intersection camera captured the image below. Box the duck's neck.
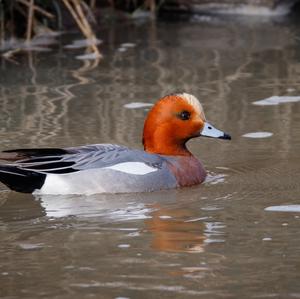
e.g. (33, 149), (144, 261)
(143, 132), (191, 156)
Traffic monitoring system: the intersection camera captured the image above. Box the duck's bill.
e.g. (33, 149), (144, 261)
(200, 122), (231, 140)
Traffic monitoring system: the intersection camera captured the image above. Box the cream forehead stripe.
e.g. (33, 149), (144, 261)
(176, 93), (206, 120)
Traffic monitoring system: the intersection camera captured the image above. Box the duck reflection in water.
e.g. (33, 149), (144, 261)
(145, 204), (206, 253)
(0, 192), (207, 254)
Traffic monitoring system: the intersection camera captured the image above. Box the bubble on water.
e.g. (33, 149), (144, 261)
(24, 46), (52, 52)
(76, 52), (102, 60)
(242, 132), (273, 138)
(286, 88), (296, 93)
(204, 239), (225, 244)
(79, 267), (95, 271)
(262, 237), (272, 241)
(18, 243), (44, 250)
(201, 206), (223, 211)
(265, 205), (300, 212)
(118, 244), (130, 248)
(159, 215), (172, 219)
(121, 43), (136, 48)
(65, 38), (102, 49)
(124, 102), (153, 109)
(215, 166), (229, 170)
(203, 222), (225, 245)
(185, 217), (211, 222)
(253, 95), (300, 106)
(64, 265), (75, 269)
(118, 47), (127, 52)
(205, 173), (227, 185)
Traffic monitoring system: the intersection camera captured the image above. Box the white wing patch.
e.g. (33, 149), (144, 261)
(104, 162), (158, 175)
(35, 162), (160, 195)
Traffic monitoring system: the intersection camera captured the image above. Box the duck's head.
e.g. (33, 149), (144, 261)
(143, 93), (231, 156)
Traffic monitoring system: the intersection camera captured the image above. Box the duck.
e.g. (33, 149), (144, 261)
(0, 93), (231, 195)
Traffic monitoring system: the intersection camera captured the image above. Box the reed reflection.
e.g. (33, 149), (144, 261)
(1, 18), (299, 154)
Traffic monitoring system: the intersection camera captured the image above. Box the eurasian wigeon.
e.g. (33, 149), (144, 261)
(0, 93), (231, 195)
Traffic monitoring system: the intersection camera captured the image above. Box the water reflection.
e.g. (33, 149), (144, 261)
(146, 205), (206, 253)
(0, 190), (226, 254)
(0, 192), (45, 222)
(36, 193), (154, 220)
(0, 16), (300, 299)
(1, 17), (299, 152)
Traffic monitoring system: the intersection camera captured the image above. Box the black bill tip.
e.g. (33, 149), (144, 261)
(219, 133), (231, 140)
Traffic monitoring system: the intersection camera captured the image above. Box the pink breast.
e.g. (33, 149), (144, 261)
(167, 156), (207, 187)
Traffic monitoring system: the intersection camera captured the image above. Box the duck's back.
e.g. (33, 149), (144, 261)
(39, 145), (180, 194)
(0, 144), (179, 194)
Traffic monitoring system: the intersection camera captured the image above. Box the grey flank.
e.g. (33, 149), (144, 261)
(15, 144), (178, 193)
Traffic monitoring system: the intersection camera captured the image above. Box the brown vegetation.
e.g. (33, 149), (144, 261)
(0, 0), (158, 58)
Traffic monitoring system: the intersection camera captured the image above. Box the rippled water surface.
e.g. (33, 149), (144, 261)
(1, 15), (300, 299)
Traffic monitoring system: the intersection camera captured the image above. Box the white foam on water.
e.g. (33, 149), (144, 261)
(196, 4), (292, 16)
(23, 46), (52, 52)
(201, 206), (223, 211)
(262, 237), (272, 241)
(65, 38), (102, 49)
(18, 243), (44, 250)
(118, 244), (130, 248)
(253, 96), (300, 106)
(265, 205), (300, 212)
(203, 222), (225, 244)
(131, 9), (152, 19)
(76, 52), (102, 60)
(159, 215), (172, 219)
(121, 43), (136, 48)
(205, 173), (227, 185)
(221, 6), (288, 16)
(124, 102), (153, 109)
(286, 88), (296, 93)
(215, 166), (229, 170)
(242, 132), (273, 138)
(0, 34), (60, 51)
(117, 47), (127, 52)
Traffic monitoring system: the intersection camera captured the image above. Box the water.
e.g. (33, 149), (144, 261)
(1, 15), (300, 299)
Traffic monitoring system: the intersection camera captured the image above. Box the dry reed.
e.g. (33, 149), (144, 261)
(26, 0), (34, 42)
(0, 0), (163, 59)
(63, 0), (101, 58)
(17, 0), (55, 19)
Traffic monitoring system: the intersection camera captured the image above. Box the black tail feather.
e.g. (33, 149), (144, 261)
(0, 165), (46, 193)
(2, 148), (68, 157)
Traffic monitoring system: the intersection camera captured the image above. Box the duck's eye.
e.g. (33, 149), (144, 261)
(177, 110), (191, 121)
